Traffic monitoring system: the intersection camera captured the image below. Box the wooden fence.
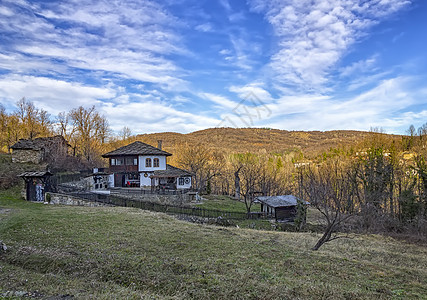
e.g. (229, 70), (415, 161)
(68, 192), (262, 220)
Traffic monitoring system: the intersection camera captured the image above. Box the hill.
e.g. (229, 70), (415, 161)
(1, 188), (425, 299)
(135, 128), (401, 158)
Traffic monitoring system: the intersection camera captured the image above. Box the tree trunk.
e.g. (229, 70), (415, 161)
(312, 223), (334, 251)
(234, 169), (241, 200)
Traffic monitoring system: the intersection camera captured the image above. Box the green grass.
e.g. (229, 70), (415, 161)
(193, 194), (261, 213)
(1, 188), (426, 299)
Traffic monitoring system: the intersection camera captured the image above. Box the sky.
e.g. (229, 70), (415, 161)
(0, 0), (426, 135)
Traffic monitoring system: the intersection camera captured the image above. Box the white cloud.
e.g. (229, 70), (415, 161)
(339, 55), (378, 77)
(0, 0), (188, 91)
(198, 92), (239, 110)
(229, 84), (273, 102)
(265, 76), (424, 133)
(101, 99), (220, 134)
(0, 75), (115, 114)
(248, 0), (411, 90)
(195, 23), (214, 32)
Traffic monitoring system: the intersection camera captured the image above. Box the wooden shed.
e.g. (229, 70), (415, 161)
(19, 171), (53, 202)
(256, 195), (308, 222)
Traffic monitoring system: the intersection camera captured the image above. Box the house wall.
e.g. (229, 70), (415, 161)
(83, 176), (109, 190)
(176, 176), (191, 189)
(12, 149), (43, 164)
(140, 171), (154, 186)
(275, 206), (297, 221)
(138, 155), (166, 172)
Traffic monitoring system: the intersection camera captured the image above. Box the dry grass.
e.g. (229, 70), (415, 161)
(1, 188), (426, 299)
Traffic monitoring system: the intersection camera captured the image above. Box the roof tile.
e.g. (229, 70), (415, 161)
(102, 141), (172, 157)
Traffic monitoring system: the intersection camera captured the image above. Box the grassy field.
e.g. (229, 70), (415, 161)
(192, 194), (261, 212)
(1, 187), (426, 299)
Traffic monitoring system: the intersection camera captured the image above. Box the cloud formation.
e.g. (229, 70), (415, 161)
(249, 0), (411, 90)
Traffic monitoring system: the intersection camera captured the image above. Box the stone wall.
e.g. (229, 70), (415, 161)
(112, 192), (191, 206)
(47, 192), (109, 207)
(12, 149), (43, 164)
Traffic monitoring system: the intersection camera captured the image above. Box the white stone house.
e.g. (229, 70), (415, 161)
(102, 141), (192, 190)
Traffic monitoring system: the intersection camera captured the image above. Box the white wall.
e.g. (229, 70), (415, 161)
(108, 174), (114, 188)
(140, 172), (154, 186)
(138, 155), (167, 172)
(177, 176), (191, 189)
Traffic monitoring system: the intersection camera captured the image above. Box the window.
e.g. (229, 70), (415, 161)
(145, 158), (152, 167)
(126, 157), (138, 165)
(111, 158), (123, 165)
(178, 177), (184, 185)
(153, 158), (159, 167)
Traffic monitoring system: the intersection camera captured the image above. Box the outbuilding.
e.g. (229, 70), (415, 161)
(19, 171), (53, 202)
(256, 195), (308, 222)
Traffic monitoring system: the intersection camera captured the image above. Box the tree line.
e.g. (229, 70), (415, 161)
(1, 98), (426, 246)
(176, 126), (427, 247)
(0, 98), (134, 167)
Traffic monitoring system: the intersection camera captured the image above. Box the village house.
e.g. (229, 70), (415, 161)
(256, 195), (308, 222)
(10, 135), (69, 164)
(102, 141), (192, 190)
(83, 168), (111, 191)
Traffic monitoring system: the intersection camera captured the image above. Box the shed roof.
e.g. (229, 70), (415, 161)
(18, 171), (53, 178)
(102, 141), (171, 157)
(256, 195), (308, 208)
(151, 164), (192, 178)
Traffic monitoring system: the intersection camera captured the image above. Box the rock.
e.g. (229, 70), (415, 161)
(0, 240), (7, 252)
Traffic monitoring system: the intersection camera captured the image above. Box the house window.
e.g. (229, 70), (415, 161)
(153, 158), (159, 167)
(126, 157), (137, 165)
(178, 177), (184, 185)
(111, 158), (123, 165)
(145, 158), (152, 167)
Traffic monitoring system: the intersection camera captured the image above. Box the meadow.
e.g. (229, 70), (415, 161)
(0, 187), (426, 299)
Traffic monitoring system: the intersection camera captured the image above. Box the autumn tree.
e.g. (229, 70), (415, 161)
(176, 143), (223, 193)
(14, 97), (52, 139)
(68, 105), (110, 166)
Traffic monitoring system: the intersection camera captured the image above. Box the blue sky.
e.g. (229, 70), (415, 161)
(0, 0), (426, 134)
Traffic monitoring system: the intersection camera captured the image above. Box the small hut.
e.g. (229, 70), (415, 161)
(256, 195), (308, 222)
(19, 171), (53, 202)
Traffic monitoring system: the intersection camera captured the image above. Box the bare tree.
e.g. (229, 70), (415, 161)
(119, 126), (132, 141)
(177, 143), (222, 193)
(301, 160), (356, 250)
(231, 153), (261, 213)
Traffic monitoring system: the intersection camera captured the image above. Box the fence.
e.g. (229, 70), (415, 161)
(67, 191), (262, 220)
(110, 188), (189, 196)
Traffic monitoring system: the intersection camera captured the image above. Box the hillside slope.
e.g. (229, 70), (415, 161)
(0, 188), (425, 299)
(136, 128), (401, 157)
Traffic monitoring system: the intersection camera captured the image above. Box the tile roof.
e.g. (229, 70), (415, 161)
(255, 195), (308, 208)
(18, 171), (53, 177)
(151, 164), (192, 178)
(102, 141), (172, 157)
(11, 136), (69, 150)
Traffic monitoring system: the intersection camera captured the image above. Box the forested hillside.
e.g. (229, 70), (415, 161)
(136, 127), (401, 158)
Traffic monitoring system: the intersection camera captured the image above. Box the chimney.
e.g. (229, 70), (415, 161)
(157, 140), (162, 150)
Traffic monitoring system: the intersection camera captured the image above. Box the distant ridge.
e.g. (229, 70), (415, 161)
(135, 127), (402, 158)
